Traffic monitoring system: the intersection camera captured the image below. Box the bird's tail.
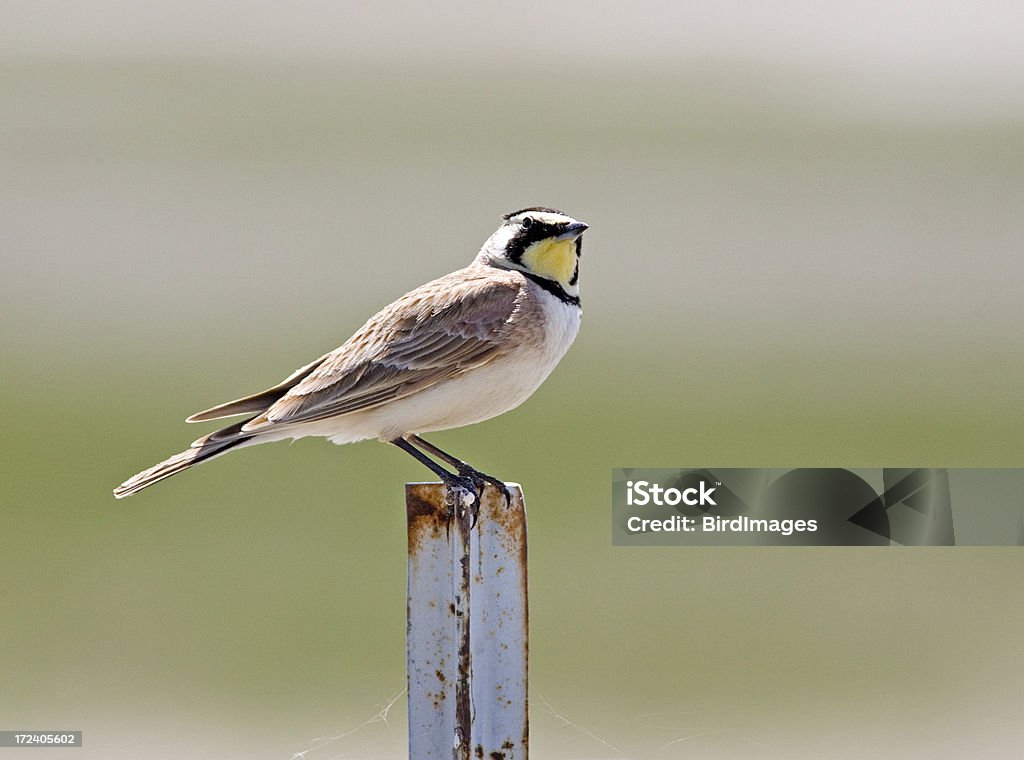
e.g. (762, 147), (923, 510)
(113, 430), (248, 499)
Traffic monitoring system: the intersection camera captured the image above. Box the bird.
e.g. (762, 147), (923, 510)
(114, 206), (587, 502)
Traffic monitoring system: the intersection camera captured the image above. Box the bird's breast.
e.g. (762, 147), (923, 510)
(536, 288), (582, 366)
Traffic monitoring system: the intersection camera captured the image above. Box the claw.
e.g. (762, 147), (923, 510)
(442, 474), (482, 525)
(456, 465), (512, 508)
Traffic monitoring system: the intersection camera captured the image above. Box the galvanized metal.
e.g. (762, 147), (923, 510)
(406, 482), (528, 760)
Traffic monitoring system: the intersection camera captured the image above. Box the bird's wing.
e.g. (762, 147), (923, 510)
(235, 272), (523, 435)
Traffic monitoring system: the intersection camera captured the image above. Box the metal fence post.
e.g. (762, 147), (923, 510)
(406, 482), (528, 760)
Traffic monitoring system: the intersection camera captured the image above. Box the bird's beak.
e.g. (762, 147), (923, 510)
(558, 221), (589, 240)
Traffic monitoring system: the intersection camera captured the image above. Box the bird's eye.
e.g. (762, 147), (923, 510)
(521, 217), (534, 229)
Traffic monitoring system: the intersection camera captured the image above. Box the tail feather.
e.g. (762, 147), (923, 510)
(113, 435), (246, 499)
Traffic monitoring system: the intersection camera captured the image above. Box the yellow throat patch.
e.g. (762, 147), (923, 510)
(521, 238), (577, 287)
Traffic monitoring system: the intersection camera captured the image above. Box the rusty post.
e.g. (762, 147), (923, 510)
(406, 482), (528, 760)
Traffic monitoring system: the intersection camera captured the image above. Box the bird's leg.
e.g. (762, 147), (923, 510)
(390, 437), (481, 518)
(407, 434), (512, 506)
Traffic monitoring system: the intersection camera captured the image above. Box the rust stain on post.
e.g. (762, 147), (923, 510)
(406, 483), (450, 555)
(454, 484), (474, 760)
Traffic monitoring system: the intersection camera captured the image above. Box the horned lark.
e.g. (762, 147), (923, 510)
(114, 207), (587, 500)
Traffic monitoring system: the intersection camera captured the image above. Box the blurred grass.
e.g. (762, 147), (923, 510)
(2, 57), (1024, 758)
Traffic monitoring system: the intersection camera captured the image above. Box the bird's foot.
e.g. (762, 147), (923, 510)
(441, 473), (482, 526)
(456, 465), (513, 508)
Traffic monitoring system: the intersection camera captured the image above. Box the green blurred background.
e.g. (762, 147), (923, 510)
(3, 2), (1023, 757)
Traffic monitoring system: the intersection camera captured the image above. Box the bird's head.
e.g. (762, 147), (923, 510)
(478, 207), (588, 300)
